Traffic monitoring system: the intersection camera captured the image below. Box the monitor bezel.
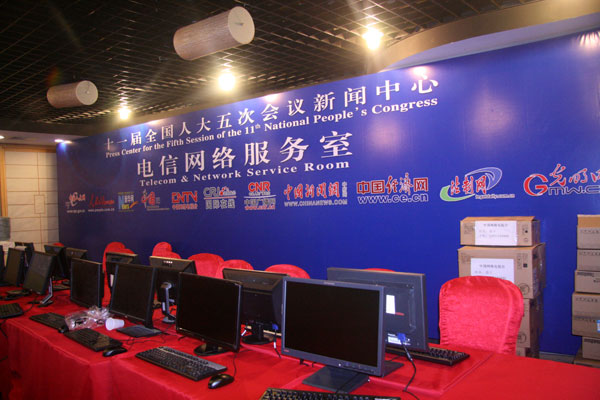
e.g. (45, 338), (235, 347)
(70, 258), (104, 308)
(43, 244), (69, 280)
(327, 267), (428, 352)
(4, 247), (27, 286)
(281, 277), (386, 378)
(22, 251), (55, 295)
(109, 263), (156, 327)
(148, 256), (194, 271)
(105, 251), (139, 276)
(175, 273), (242, 353)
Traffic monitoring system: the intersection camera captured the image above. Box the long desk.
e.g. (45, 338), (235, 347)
(1, 286), (600, 400)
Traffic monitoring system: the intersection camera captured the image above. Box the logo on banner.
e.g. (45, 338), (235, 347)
(283, 181), (348, 207)
(245, 181), (276, 210)
(203, 187), (236, 210)
(523, 163), (600, 197)
(440, 167), (515, 202)
(356, 173), (429, 205)
(87, 194), (115, 213)
(171, 191), (199, 210)
(65, 192), (86, 214)
(117, 192), (138, 212)
(141, 190), (169, 211)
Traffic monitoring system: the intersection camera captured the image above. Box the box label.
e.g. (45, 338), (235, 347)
(474, 221), (517, 246)
(470, 258), (515, 282)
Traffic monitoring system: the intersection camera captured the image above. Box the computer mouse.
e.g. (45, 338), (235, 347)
(208, 373), (234, 389)
(102, 347), (127, 357)
(58, 325), (69, 334)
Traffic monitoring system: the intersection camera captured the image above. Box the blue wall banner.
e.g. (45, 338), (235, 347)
(57, 30), (600, 355)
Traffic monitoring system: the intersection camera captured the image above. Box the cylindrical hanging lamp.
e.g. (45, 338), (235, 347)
(173, 6), (255, 61)
(47, 80), (98, 108)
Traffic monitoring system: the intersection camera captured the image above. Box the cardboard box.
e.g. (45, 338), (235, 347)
(572, 315), (600, 338)
(572, 293), (600, 317)
(518, 296), (543, 348)
(575, 270), (600, 294)
(582, 337), (600, 361)
(458, 244), (545, 299)
(577, 249), (600, 271)
(516, 329), (539, 358)
(460, 216), (540, 247)
(574, 348), (600, 368)
(577, 215), (600, 249)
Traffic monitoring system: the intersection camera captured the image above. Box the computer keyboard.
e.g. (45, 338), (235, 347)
(64, 328), (123, 352)
(135, 346), (226, 381)
(259, 388), (402, 400)
(0, 302), (24, 319)
(117, 325), (161, 338)
(52, 283), (70, 291)
(387, 345), (469, 366)
(30, 312), (66, 330)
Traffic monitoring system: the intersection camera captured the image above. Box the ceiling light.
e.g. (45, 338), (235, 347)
(218, 72), (236, 91)
(363, 28), (383, 50)
(0, 136), (4, 140)
(119, 107), (131, 120)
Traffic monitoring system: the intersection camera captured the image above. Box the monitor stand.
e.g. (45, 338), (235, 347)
(242, 323), (273, 345)
(302, 365), (369, 394)
(160, 283), (175, 324)
(194, 343), (227, 356)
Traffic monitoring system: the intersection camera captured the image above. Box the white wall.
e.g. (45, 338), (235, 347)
(3, 149), (58, 250)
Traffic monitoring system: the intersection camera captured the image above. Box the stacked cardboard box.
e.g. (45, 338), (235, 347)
(459, 216), (544, 357)
(572, 215), (600, 366)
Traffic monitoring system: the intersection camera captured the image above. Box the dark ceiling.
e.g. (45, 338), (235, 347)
(0, 0), (540, 134)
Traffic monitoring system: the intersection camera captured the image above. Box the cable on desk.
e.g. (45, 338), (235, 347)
(401, 345), (420, 400)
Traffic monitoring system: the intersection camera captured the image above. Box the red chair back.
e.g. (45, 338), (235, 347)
(265, 264), (310, 279)
(188, 253), (224, 278)
(439, 276), (524, 355)
(152, 242), (173, 255)
(153, 249), (181, 259)
(217, 259), (253, 278)
(365, 268), (395, 272)
(102, 241), (127, 271)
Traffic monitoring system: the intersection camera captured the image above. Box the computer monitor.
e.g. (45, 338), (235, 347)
(327, 268), (428, 352)
(151, 259), (196, 324)
(109, 263), (157, 329)
(176, 273), (242, 356)
(22, 251), (56, 306)
(70, 259), (104, 308)
(4, 247), (27, 286)
(149, 256), (193, 270)
(221, 268), (287, 344)
(65, 247), (88, 260)
(43, 244), (69, 281)
(282, 277), (400, 393)
(105, 251), (139, 290)
(14, 242), (34, 264)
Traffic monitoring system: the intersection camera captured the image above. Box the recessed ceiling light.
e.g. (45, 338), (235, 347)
(119, 107), (131, 120)
(0, 136), (4, 140)
(218, 72), (236, 91)
(55, 139), (64, 143)
(363, 28), (383, 50)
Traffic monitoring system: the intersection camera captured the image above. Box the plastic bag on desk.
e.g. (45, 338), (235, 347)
(64, 306), (111, 330)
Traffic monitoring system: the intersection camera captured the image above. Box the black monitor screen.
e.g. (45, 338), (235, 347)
(149, 256), (194, 271)
(44, 244), (69, 279)
(0, 246), (5, 280)
(14, 242), (34, 263)
(282, 277), (387, 392)
(222, 268), (287, 344)
(23, 251), (55, 294)
(109, 263), (156, 327)
(327, 268), (428, 352)
(70, 259), (104, 308)
(176, 273), (241, 355)
(4, 248), (27, 286)
(154, 262), (196, 304)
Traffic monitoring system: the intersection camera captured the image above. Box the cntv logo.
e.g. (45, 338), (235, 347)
(171, 191), (198, 203)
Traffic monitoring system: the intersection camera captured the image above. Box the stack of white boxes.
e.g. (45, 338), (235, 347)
(458, 216), (545, 357)
(573, 214), (600, 368)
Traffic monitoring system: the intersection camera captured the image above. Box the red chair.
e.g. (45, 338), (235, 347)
(365, 268), (395, 272)
(217, 259), (253, 278)
(152, 242), (173, 255)
(439, 276), (524, 355)
(265, 264), (310, 279)
(188, 253), (224, 278)
(153, 249), (181, 259)
(53, 242), (65, 246)
(102, 241), (127, 272)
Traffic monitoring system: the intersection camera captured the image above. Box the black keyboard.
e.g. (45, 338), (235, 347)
(30, 312), (66, 330)
(135, 346), (226, 381)
(52, 283), (70, 291)
(387, 345), (469, 366)
(0, 302), (24, 319)
(117, 325), (161, 338)
(260, 388), (402, 400)
(64, 328), (123, 352)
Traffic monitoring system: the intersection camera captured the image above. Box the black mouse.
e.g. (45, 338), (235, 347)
(208, 373), (234, 389)
(58, 325), (69, 333)
(102, 347), (127, 357)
